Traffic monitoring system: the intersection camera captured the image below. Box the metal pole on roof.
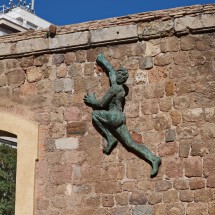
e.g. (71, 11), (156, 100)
(31, 0), (35, 11)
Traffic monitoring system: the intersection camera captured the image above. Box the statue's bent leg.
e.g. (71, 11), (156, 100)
(115, 124), (161, 177)
(92, 111), (117, 154)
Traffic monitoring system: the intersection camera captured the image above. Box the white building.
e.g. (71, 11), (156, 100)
(0, 1), (51, 36)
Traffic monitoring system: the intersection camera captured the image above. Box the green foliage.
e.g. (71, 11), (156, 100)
(0, 144), (17, 215)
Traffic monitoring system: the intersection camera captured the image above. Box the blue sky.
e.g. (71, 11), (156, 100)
(1, 0), (215, 26)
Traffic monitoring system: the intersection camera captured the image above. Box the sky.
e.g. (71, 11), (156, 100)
(1, 0), (215, 26)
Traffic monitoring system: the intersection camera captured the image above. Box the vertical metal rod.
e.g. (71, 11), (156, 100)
(31, 0), (35, 11)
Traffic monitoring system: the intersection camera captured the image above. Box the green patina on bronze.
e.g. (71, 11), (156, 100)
(84, 54), (161, 177)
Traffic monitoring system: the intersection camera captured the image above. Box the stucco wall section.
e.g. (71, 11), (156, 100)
(0, 112), (38, 215)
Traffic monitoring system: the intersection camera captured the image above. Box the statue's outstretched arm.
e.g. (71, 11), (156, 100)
(96, 54), (117, 85)
(84, 87), (116, 108)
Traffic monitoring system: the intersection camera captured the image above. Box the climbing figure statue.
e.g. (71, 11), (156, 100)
(84, 54), (161, 177)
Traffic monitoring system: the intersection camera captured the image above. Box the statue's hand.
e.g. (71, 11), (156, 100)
(96, 53), (106, 65)
(83, 93), (97, 106)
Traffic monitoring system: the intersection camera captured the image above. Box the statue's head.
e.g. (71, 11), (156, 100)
(116, 68), (129, 84)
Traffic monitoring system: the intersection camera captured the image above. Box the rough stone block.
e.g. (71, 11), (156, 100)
(20, 56), (34, 68)
(34, 55), (49, 66)
(207, 175), (215, 188)
(147, 192), (162, 205)
(142, 130), (164, 144)
(75, 50), (87, 63)
(165, 159), (183, 178)
(173, 52), (190, 65)
(179, 190), (194, 202)
(175, 77), (196, 95)
(141, 99), (159, 115)
(109, 206), (130, 215)
(184, 156), (203, 177)
(100, 163), (125, 181)
(205, 108), (215, 123)
(173, 179), (189, 190)
(124, 101), (139, 117)
(155, 180), (172, 192)
(20, 82), (37, 97)
(194, 189), (213, 202)
(165, 80), (175, 96)
(54, 78), (73, 93)
(153, 113), (171, 131)
(95, 181), (121, 194)
(16, 38), (49, 54)
(132, 205), (153, 215)
(52, 54), (65, 65)
(190, 178), (205, 190)
(84, 63), (94, 76)
(154, 53), (172, 66)
(50, 164), (73, 185)
(115, 192), (129, 206)
(209, 201), (215, 215)
(130, 42), (146, 56)
(26, 67), (43, 83)
(179, 140), (190, 158)
(7, 69), (25, 87)
(138, 20), (173, 39)
(5, 59), (20, 70)
(67, 121), (87, 136)
(135, 70), (149, 84)
(182, 108), (204, 122)
(56, 64), (67, 78)
(145, 42), (161, 56)
(49, 31), (89, 49)
(65, 52), (76, 65)
(165, 129), (176, 142)
(170, 65), (198, 79)
(175, 14), (215, 34)
(129, 190), (147, 205)
(203, 154), (215, 177)
(64, 107), (81, 122)
(158, 142), (178, 157)
(0, 42), (11, 56)
(180, 36), (196, 51)
(177, 123), (198, 140)
(201, 123), (215, 140)
(171, 111), (181, 126)
(0, 74), (7, 87)
(127, 159), (146, 179)
(139, 56), (153, 69)
(186, 203), (208, 215)
(173, 96), (190, 110)
(52, 92), (69, 107)
(143, 83), (165, 99)
(122, 181), (136, 191)
(148, 67), (167, 84)
(166, 203), (186, 215)
(160, 37), (180, 53)
(163, 190), (179, 203)
(102, 195), (114, 207)
(55, 137), (79, 150)
(91, 25), (137, 44)
(154, 204), (166, 215)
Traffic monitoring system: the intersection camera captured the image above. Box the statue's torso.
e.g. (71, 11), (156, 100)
(109, 85), (125, 112)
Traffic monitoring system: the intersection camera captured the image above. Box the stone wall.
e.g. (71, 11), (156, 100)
(0, 4), (215, 215)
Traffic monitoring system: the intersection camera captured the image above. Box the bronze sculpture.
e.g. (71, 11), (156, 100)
(84, 54), (161, 177)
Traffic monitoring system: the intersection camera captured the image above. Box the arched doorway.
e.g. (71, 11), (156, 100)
(0, 112), (38, 215)
(0, 131), (17, 215)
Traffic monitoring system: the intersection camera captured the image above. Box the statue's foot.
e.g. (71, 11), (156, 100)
(150, 157), (161, 177)
(103, 140), (117, 155)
